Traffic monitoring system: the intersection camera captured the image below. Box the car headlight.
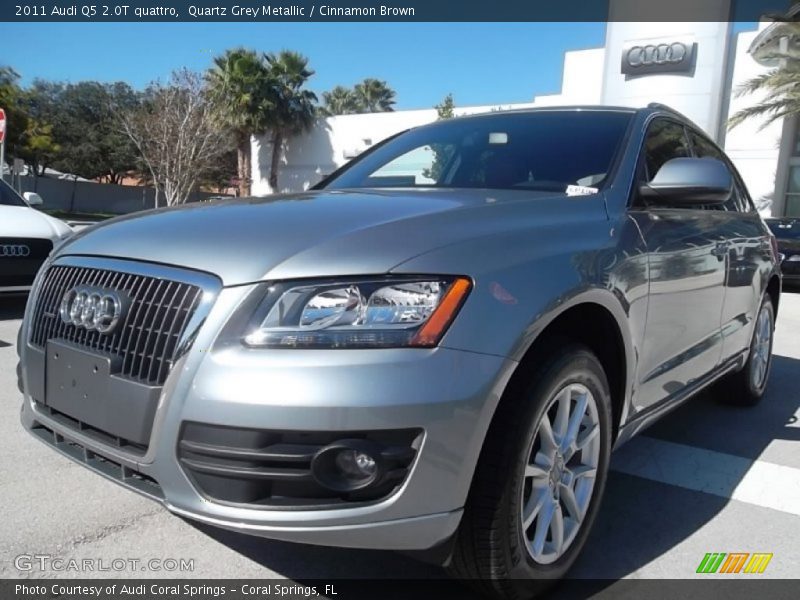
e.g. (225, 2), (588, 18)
(243, 276), (471, 349)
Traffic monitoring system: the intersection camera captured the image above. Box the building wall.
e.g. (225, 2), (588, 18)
(602, 21), (732, 136)
(530, 48), (605, 106)
(725, 23), (783, 212)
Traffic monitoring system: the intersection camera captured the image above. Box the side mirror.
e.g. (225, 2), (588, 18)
(23, 191), (44, 206)
(639, 158), (732, 206)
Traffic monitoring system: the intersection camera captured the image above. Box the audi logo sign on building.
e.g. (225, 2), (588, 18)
(620, 41), (697, 78)
(1, 244), (31, 257)
(59, 286), (128, 334)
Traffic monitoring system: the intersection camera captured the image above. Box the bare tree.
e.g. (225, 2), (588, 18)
(116, 69), (229, 207)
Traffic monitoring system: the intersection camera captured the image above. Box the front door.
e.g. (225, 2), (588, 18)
(685, 128), (772, 364)
(629, 119), (727, 414)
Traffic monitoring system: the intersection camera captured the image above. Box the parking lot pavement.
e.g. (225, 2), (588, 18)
(1, 292), (798, 587)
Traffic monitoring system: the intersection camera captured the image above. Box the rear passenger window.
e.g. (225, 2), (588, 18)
(643, 120), (690, 181)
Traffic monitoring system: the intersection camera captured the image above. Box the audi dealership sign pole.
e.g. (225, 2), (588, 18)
(0, 108), (6, 182)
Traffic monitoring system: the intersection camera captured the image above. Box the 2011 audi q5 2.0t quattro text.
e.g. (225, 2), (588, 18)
(18, 105), (780, 598)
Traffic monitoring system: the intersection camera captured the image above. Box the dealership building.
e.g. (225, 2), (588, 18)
(253, 6), (799, 218)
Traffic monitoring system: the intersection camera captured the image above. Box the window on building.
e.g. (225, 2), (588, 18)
(779, 119), (800, 218)
(785, 165), (800, 216)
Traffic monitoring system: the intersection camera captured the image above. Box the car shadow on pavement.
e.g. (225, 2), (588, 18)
(0, 295), (26, 348)
(187, 521), (483, 598)
(189, 521), (446, 580)
(570, 353), (800, 586)
(181, 354), (800, 594)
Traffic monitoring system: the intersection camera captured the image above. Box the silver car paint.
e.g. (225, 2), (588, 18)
(18, 107), (778, 550)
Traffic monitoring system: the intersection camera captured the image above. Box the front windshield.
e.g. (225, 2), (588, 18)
(323, 111), (633, 193)
(0, 179), (27, 207)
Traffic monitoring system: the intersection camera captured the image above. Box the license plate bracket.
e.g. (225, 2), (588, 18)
(44, 340), (160, 447)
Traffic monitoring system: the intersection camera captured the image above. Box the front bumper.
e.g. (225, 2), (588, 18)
(20, 283), (516, 551)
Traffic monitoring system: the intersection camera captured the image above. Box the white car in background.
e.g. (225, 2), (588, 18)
(0, 179), (72, 293)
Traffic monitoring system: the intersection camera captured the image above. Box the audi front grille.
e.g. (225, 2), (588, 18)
(0, 237), (53, 288)
(29, 263), (205, 386)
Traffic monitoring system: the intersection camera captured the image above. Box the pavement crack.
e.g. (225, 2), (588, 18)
(65, 508), (164, 550)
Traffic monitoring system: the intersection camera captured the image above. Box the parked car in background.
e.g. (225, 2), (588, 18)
(18, 105), (780, 598)
(766, 217), (800, 289)
(0, 179), (72, 293)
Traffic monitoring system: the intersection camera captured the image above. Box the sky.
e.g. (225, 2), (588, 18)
(1, 22), (760, 110)
(1, 22), (608, 109)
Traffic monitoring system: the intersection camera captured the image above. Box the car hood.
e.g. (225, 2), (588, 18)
(0, 205), (72, 241)
(57, 188), (603, 286)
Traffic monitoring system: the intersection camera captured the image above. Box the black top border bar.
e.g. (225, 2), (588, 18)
(0, 0), (795, 23)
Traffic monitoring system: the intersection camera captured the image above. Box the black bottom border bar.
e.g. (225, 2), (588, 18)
(3, 579), (800, 600)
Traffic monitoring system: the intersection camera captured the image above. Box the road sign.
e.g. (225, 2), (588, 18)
(0, 108), (6, 143)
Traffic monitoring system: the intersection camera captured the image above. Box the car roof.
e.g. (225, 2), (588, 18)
(451, 106), (637, 120)
(443, 103), (692, 124)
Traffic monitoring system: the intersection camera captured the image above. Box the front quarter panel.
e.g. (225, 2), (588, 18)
(391, 194), (648, 411)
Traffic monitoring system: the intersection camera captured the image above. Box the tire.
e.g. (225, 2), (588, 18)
(448, 344), (613, 599)
(717, 295), (775, 407)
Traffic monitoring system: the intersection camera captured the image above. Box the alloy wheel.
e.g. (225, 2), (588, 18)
(750, 304), (772, 390)
(520, 383), (601, 564)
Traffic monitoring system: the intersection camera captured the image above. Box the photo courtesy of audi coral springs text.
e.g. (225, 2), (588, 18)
(18, 106), (781, 598)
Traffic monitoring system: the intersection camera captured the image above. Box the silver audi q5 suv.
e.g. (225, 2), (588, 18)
(18, 105), (780, 596)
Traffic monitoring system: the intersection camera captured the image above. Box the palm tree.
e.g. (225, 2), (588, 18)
(353, 78), (396, 112)
(206, 49), (272, 196)
(728, 21), (800, 130)
(263, 51), (318, 192)
(320, 85), (359, 116)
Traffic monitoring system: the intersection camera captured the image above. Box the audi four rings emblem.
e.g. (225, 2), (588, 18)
(59, 286), (128, 334)
(620, 41), (697, 77)
(1, 244), (30, 257)
(628, 43), (687, 67)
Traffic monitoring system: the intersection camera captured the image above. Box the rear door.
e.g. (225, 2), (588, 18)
(686, 128), (774, 364)
(628, 118), (727, 413)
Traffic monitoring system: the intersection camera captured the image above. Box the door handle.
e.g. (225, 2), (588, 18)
(711, 242), (729, 260)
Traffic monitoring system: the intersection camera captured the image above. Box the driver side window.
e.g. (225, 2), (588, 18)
(688, 129), (749, 213)
(643, 119), (691, 182)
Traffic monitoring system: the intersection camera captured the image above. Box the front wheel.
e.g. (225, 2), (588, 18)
(717, 295), (775, 407)
(448, 344), (612, 599)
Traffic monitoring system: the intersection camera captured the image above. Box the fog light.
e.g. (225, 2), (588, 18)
(336, 450), (377, 478)
(311, 440), (384, 492)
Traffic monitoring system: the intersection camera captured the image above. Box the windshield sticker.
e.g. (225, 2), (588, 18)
(566, 185), (599, 197)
